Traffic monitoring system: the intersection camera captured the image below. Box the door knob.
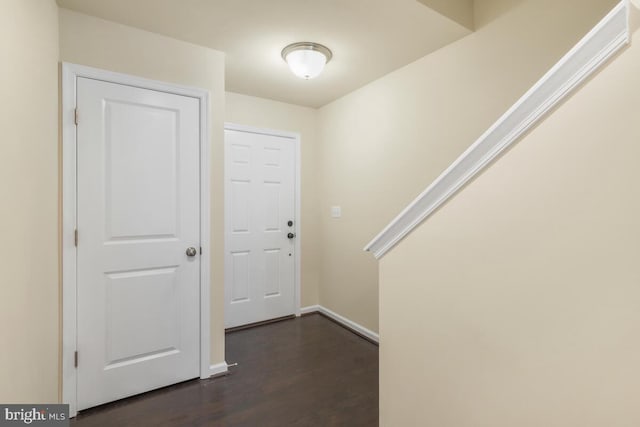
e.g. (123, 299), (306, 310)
(287, 233), (296, 239)
(186, 247), (197, 257)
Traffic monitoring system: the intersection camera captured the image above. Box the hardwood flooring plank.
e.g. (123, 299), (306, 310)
(71, 314), (378, 426)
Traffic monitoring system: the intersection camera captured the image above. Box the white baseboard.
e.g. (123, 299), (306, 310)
(300, 304), (321, 315)
(300, 305), (380, 344)
(208, 361), (229, 377)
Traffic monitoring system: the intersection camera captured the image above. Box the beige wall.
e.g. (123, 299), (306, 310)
(416, 0), (475, 30)
(380, 11), (640, 425)
(0, 0), (59, 402)
(59, 9), (227, 365)
(225, 92), (320, 307)
(316, 0), (618, 334)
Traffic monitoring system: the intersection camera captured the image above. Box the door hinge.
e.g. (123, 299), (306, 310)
(74, 351), (78, 368)
(74, 108), (79, 125)
(74, 229), (78, 247)
(200, 246), (203, 255)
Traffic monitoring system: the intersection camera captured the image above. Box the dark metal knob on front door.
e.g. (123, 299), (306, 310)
(287, 233), (296, 239)
(186, 247), (197, 257)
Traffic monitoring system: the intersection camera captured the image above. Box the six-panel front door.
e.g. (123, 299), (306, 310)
(76, 77), (201, 410)
(224, 128), (297, 328)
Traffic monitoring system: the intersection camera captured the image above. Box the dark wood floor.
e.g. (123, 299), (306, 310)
(71, 314), (378, 426)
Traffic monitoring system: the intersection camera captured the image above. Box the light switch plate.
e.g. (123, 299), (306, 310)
(331, 206), (341, 218)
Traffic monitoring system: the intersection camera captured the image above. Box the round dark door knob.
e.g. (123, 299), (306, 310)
(287, 233), (296, 239)
(186, 247), (197, 257)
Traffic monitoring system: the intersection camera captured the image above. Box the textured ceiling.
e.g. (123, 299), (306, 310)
(57, 0), (473, 108)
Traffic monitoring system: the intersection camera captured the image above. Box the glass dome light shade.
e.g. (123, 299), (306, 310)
(285, 49), (327, 79)
(282, 43), (332, 80)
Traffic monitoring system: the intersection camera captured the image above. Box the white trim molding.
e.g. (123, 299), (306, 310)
(365, 0), (631, 259)
(209, 361), (229, 377)
(62, 63), (212, 417)
(300, 305), (380, 343)
(300, 305), (321, 315)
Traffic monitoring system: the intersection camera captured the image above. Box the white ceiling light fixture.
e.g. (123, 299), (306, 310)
(281, 42), (333, 80)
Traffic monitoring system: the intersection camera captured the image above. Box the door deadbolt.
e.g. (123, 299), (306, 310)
(186, 247), (197, 257)
(287, 220), (294, 227)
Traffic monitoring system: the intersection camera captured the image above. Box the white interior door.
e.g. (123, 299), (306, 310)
(76, 77), (201, 410)
(224, 127), (297, 328)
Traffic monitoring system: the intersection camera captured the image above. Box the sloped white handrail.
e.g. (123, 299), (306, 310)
(365, 0), (631, 259)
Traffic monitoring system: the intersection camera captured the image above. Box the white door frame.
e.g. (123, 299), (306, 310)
(62, 63), (212, 417)
(224, 123), (302, 321)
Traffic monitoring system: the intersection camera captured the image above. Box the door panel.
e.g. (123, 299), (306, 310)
(76, 77), (200, 410)
(224, 129), (296, 328)
(105, 267), (180, 367)
(105, 100), (178, 240)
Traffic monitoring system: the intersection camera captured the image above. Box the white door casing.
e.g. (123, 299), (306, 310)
(62, 64), (212, 417)
(224, 125), (300, 328)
